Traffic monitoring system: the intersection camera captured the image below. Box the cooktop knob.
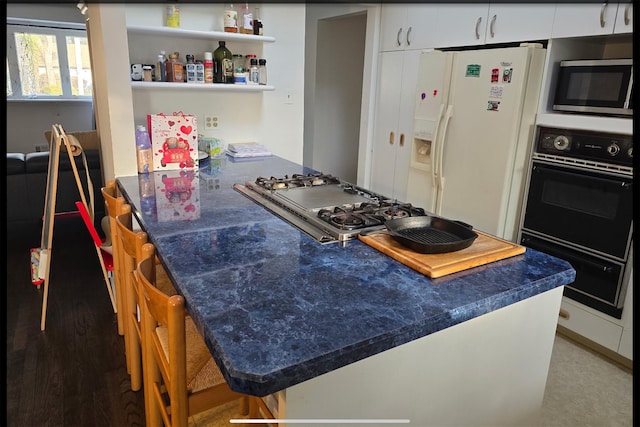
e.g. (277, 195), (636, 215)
(607, 143), (620, 156)
(553, 135), (570, 151)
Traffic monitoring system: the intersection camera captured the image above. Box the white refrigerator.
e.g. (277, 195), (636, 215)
(406, 43), (546, 242)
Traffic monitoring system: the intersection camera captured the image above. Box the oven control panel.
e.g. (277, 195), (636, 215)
(535, 127), (633, 167)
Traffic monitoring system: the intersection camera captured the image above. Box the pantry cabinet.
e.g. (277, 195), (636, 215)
(379, 4), (438, 52)
(369, 50), (421, 201)
(552, 2), (624, 38)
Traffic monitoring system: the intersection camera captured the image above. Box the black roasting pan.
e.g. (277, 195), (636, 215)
(362, 215), (478, 254)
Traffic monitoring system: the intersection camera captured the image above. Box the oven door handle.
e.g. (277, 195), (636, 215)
(532, 164), (633, 190)
(522, 236), (614, 273)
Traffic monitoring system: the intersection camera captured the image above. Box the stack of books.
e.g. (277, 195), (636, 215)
(226, 142), (272, 158)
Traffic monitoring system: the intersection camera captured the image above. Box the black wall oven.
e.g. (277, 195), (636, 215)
(519, 127), (633, 318)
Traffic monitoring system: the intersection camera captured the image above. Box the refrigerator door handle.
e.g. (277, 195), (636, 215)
(435, 104), (454, 215)
(429, 103), (446, 213)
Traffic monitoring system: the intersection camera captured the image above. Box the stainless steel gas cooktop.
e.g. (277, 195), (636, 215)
(233, 172), (426, 244)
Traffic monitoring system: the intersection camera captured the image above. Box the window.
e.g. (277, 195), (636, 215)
(6, 18), (92, 100)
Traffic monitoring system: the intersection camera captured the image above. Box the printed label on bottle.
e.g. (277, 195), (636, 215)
(186, 63), (196, 82)
(224, 10), (238, 30)
(166, 5), (180, 28)
(223, 59), (234, 78)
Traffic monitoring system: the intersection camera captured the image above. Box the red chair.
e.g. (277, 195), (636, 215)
(75, 201), (118, 313)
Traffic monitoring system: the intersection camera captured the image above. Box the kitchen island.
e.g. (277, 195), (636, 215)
(117, 155), (575, 426)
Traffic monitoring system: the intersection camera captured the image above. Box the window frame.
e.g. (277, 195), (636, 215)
(6, 17), (92, 101)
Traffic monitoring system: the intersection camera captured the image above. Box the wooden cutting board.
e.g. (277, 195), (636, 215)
(358, 230), (526, 278)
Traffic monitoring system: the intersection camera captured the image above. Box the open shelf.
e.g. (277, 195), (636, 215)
(126, 25), (275, 43)
(131, 81), (274, 91)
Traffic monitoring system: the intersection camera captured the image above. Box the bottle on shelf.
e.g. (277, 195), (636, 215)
(156, 51), (167, 82)
(239, 2), (253, 34)
(214, 41), (234, 84)
(249, 57), (259, 85)
(252, 6), (263, 35)
(166, 52), (183, 83)
(165, 4), (180, 28)
(135, 125), (153, 174)
(204, 52), (214, 83)
(195, 60), (205, 83)
(223, 3), (238, 33)
(185, 54), (197, 83)
(258, 58), (267, 85)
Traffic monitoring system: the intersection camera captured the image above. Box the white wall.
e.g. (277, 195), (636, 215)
(90, 3), (306, 180)
(6, 4), (94, 153)
(304, 4), (381, 187)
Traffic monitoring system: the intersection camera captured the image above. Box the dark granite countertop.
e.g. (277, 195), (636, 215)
(117, 155), (575, 397)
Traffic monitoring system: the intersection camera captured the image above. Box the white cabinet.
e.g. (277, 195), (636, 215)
(431, 4), (489, 48)
(483, 4), (555, 44)
(614, 1), (633, 33)
(369, 50), (421, 200)
(431, 3), (554, 48)
(379, 4), (438, 52)
(552, 2), (620, 38)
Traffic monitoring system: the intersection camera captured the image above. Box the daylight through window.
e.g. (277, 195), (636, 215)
(6, 19), (92, 100)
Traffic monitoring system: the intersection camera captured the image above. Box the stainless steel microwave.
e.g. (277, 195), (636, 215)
(553, 59), (632, 117)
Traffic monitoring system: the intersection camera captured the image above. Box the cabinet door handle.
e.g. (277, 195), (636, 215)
(475, 17), (482, 39)
(399, 133), (405, 147)
(406, 26), (412, 46)
(624, 3), (630, 25)
(396, 28), (403, 47)
(389, 131), (395, 145)
(600, 1), (608, 28)
(489, 14), (496, 38)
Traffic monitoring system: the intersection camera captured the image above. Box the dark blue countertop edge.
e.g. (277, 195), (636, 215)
(203, 258), (575, 397)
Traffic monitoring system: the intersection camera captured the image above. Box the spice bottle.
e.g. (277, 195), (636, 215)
(156, 51), (167, 82)
(258, 58), (267, 85)
(249, 58), (259, 85)
(167, 52), (183, 83)
(214, 41), (234, 84)
(166, 4), (180, 28)
(135, 125), (153, 174)
(185, 54), (196, 83)
(244, 54), (256, 72)
(204, 52), (214, 83)
(252, 6), (263, 35)
(239, 2), (253, 34)
(195, 60), (205, 83)
(223, 3), (238, 33)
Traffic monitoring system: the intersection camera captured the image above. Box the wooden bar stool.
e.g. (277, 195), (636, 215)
(116, 204), (176, 392)
(135, 243), (273, 427)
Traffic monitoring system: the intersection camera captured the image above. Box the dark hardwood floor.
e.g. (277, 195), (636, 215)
(6, 217), (146, 426)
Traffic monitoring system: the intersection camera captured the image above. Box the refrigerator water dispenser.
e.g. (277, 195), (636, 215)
(411, 118), (437, 171)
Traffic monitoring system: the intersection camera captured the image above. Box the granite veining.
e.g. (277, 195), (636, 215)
(117, 155), (576, 397)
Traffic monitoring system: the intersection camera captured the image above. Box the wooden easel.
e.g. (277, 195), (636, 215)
(32, 124), (108, 331)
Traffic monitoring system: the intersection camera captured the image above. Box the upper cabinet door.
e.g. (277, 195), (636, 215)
(404, 4), (439, 50)
(379, 5), (408, 52)
(379, 4), (439, 51)
(552, 2), (618, 38)
(614, 1), (633, 33)
(431, 4), (489, 48)
(484, 4), (555, 44)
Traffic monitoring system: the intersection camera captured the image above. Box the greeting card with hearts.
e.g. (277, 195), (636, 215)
(147, 112), (199, 171)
